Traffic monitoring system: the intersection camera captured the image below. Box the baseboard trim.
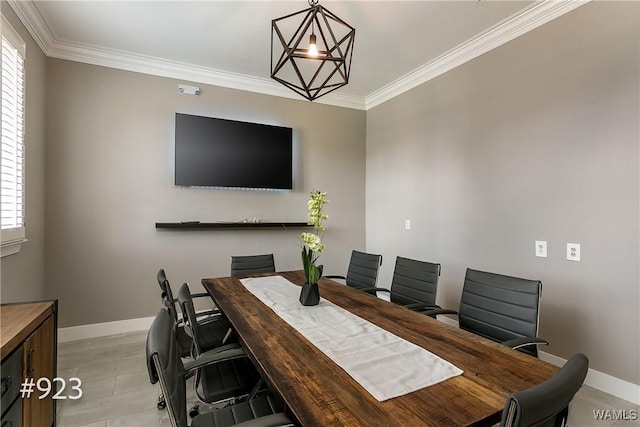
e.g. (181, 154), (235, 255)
(539, 351), (639, 405)
(423, 316), (638, 404)
(58, 316), (640, 404)
(58, 316), (155, 342)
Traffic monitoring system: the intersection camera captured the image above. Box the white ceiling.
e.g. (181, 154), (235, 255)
(8, 1), (589, 109)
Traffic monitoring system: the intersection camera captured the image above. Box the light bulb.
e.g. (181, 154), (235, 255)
(308, 34), (318, 57)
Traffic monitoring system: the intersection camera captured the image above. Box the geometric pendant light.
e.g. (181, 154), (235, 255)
(271, 0), (355, 101)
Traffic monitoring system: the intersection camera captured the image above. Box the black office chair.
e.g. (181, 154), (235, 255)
(231, 254), (276, 277)
(326, 250), (383, 290)
(146, 308), (293, 427)
(500, 353), (589, 427)
(157, 269), (231, 358)
(423, 268), (548, 357)
(177, 283), (262, 411)
(358, 256), (441, 311)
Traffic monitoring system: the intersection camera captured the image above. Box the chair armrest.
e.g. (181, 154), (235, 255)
(502, 337), (549, 350)
(186, 291), (222, 314)
(419, 308), (458, 318)
(183, 343), (246, 373)
(233, 413), (293, 427)
(190, 290), (221, 315)
(176, 311), (222, 329)
(358, 287), (390, 294)
(191, 292), (212, 299)
(404, 303), (441, 311)
(355, 286), (388, 297)
(195, 310), (223, 321)
(325, 275), (346, 280)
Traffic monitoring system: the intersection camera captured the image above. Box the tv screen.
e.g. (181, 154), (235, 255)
(175, 113), (293, 190)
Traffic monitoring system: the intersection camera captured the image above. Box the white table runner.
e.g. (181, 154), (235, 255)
(240, 275), (463, 401)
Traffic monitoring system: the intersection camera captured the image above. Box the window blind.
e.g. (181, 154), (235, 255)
(1, 17), (26, 247)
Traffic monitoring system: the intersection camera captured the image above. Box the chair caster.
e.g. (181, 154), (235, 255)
(189, 405), (200, 418)
(157, 388), (167, 410)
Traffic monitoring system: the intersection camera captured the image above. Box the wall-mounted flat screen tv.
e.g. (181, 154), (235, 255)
(175, 113), (293, 190)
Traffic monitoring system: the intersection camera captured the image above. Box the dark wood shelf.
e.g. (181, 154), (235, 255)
(155, 221), (310, 230)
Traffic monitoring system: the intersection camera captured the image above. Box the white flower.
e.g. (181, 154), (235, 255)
(300, 190), (329, 286)
(307, 190), (329, 229)
(301, 232), (324, 253)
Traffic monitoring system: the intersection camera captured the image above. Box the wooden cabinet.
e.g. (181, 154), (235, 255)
(1, 301), (57, 427)
(23, 314), (55, 426)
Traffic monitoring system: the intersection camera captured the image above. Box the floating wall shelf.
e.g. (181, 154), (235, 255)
(155, 222), (311, 230)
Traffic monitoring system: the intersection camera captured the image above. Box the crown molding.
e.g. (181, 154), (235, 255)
(365, 0), (591, 110)
(9, 0), (589, 112)
(7, 0), (366, 110)
(6, 0), (53, 54)
(45, 39), (367, 110)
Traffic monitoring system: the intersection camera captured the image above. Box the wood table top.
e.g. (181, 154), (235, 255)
(202, 271), (557, 427)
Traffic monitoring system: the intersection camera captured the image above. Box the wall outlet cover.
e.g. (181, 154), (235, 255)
(567, 243), (581, 261)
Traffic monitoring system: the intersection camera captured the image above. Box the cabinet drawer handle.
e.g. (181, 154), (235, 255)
(26, 348), (36, 376)
(0, 376), (12, 396)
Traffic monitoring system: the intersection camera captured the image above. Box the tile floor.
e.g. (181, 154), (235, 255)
(56, 331), (639, 427)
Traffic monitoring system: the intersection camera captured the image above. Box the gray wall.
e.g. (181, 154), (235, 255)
(44, 59), (366, 327)
(4, 0), (638, 387)
(0, 3), (47, 303)
(366, 2), (639, 384)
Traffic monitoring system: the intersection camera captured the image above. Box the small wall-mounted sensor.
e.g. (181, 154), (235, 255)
(178, 84), (200, 96)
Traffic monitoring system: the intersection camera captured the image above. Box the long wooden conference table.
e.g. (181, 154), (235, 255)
(202, 271), (558, 426)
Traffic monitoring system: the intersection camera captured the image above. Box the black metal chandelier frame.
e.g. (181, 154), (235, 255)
(271, 0), (356, 101)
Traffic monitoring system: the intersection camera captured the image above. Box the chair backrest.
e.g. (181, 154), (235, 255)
(345, 250), (383, 290)
(390, 257), (441, 306)
(500, 353), (589, 427)
(157, 269), (179, 324)
(176, 283), (203, 357)
(146, 309), (188, 427)
(230, 254), (276, 277)
(459, 268), (542, 357)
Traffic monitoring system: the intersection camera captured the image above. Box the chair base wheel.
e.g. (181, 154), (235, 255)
(189, 405), (200, 418)
(157, 398), (166, 410)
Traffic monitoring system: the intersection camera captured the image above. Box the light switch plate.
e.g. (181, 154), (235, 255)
(567, 243), (581, 261)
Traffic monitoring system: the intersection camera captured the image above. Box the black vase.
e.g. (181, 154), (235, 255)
(299, 282), (320, 306)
